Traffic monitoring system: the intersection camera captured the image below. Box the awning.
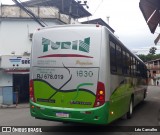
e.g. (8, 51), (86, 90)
(139, 0), (160, 34)
(4, 69), (30, 74)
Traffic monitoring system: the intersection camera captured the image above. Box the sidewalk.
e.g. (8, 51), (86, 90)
(0, 103), (29, 109)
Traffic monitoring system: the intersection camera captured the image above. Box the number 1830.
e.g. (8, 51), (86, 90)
(76, 70), (93, 77)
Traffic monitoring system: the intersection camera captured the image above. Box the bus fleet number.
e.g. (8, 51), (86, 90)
(77, 70), (93, 77)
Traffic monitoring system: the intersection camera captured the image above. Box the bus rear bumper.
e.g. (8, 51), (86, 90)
(30, 101), (110, 125)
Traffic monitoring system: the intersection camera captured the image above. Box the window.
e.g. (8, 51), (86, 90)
(130, 56), (133, 75)
(110, 41), (116, 73)
(153, 71), (156, 74)
(122, 50), (127, 74)
(126, 53), (130, 75)
(116, 45), (122, 74)
(122, 51), (130, 75)
(154, 61), (158, 65)
(136, 61), (141, 76)
(132, 57), (138, 76)
(139, 64), (147, 78)
(139, 64), (142, 77)
(109, 36), (147, 78)
(143, 66), (147, 78)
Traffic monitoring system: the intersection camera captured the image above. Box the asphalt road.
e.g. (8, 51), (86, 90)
(0, 86), (160, 135)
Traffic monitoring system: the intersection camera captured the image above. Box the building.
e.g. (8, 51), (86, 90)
(145, 58), (160, 85)
(0, 0), (91, 55)
(0, 1), (91, 105)
(0, 55), (30, 105)
(0, 5), (80, 55)
(22, 0), (91, 19)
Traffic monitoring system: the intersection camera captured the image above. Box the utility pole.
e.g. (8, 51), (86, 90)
(106, 16), (110, 25)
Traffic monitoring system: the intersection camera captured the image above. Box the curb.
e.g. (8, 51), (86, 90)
(0, 104), (16, 108)
(0, 104), (29, 109)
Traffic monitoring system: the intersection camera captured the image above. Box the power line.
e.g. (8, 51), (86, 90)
(19, 0), (48, 27)
(92, 0), (103, 15)
(12, 0), (47, 27)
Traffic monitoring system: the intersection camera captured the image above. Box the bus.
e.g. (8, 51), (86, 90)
(30, 24), (148, 125)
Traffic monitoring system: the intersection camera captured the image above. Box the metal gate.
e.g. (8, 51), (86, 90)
(2, 87), (13, 105)
(0, 87), (2, 105)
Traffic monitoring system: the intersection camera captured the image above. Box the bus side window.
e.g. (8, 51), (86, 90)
(130, 56), (133, 76)
(110, 41), (117, 73)
(140, 63), (143, 78)
(131, 57), (135, 76)
(126, 53), (130, 75)
(116, 45), (122, 74)
(133, 58), (136, 76)
(122, 50), (127, 74)
(123, 51), (130, 75)
(135, 60), (138, 76)
(142, 65), (147, 78)
(137, 61), (140, 77)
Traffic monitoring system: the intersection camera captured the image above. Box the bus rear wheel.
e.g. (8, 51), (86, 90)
(126, 99), (133, 119)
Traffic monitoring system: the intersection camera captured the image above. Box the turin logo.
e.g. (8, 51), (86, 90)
(42, 37), (90, 53)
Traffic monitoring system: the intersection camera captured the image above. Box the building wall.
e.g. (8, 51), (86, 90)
(0, 66), (13, 105)
(0, 87), (2, 105)
(0, 71), (13, 87)
(146, 59), (160, 85)
(0, 5), (80, 55)
(0, 19), (64, 55)
(146, 60), (160, 76)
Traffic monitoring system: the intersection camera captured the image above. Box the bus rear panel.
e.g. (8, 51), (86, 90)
(30, 25), (110, 124)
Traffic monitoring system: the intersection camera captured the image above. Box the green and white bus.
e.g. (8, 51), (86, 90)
(30, 24), (148, 125)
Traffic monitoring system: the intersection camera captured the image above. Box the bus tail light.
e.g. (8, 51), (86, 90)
(94, 82), (105, 107)
(29, 80), (36, 102)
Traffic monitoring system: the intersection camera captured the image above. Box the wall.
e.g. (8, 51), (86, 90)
(0, 19), (65, 55)
(0, 70), (13, 105)
(0, 87), (2, 105)
(0, 5), (70, 24)
(0, 5), (76, 55)
(0, 71), (12, 87)
(0, 5), (81, 55)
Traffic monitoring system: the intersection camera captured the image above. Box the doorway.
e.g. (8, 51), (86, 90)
(13, 74), (29, 103)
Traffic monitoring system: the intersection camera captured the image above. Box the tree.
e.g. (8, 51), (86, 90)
(149, 47), (157, 55)
(137, 53), (160, 62)
(137, 54), (147, 62)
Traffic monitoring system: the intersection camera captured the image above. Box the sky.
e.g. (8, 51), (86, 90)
(1, 0), (160, 54)
(81, 0), (160, 54)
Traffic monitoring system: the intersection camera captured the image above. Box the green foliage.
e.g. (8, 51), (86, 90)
(137, 53), (160, 62)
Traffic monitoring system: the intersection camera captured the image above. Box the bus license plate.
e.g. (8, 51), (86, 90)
(56, 112), (69, 118)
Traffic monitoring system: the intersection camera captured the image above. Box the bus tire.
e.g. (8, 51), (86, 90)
(143, 90), (147, 100)
(126, 99), (133, 119)
(62, 122), (70, 124)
